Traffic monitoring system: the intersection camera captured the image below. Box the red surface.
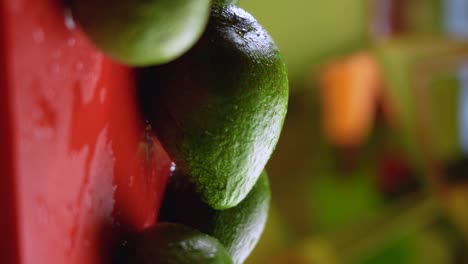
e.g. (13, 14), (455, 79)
(0, 1), (19, 263)
(0, 0), (172, 263)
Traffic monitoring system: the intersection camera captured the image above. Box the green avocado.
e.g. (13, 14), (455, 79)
(127, 223), (233, 264)
(213, 0), (239, 6)
(139, 5), (288, 209)
(161, 171), (271, 264)
(71, 0), (211, 66)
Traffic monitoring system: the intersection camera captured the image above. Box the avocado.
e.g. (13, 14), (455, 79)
(161, 171), (271, 264)
(138, 5), (288, 209)
(126, 222), (233, 264)
(71, 0), (211, 66)
(213, 0), (239, 6)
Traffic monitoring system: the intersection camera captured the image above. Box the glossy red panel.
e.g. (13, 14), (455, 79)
(0, 0), (171, 263)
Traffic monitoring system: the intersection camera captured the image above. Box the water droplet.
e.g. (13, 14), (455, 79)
(52, 50), (62, 59)
(36, 198), (50, 225)
(65, 202), (74, 214)
(170, 162), (176, 173)
(51, 63), (61, 74)
(99, 87), (107, 103)
(85, 192), (93, 209)
(33, 28), (45, 43)
(64, 8), (76, 30)
(64, 237), (72, 253)
(75, 62), (84, 71)
(67, 38), (77, 47)
(128, 175), (134, 187)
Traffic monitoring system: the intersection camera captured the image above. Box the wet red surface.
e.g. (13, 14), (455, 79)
(0, 0), (172, 263)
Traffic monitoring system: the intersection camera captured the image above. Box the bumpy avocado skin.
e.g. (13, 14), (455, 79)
(161, 171), (271, 264)
(213, 0), (239, 6)
(128, 223), (233, 264)
(139, 6), (288, 209)
(71, 0), (211, 66)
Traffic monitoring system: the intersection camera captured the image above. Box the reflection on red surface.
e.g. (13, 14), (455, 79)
(0, 0), (171, 263)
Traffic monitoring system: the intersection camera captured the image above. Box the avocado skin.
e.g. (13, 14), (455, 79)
(126, 222), (233, 264)
(139, 5), (288, 209)
(213, 0), (239, 6)
(161, 171), (271, 264)
(71, 0), (211, 66)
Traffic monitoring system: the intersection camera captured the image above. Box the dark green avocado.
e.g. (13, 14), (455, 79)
(139, 5), (288, 210)
(127, 222), (233, 264)
(71, 0), (211, 66)
(213, 0), (239, 6)
(161, 171), (271, 264)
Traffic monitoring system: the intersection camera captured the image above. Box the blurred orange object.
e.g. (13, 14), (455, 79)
(319, 52), (382, 147)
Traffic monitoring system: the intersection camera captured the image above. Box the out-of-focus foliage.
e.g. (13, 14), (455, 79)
(240, 0), (368, 85)
(238, 0), (468, 263)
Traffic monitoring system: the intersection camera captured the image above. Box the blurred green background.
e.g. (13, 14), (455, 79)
(241, 0), (368, 86)
(238, 0), (468, 263)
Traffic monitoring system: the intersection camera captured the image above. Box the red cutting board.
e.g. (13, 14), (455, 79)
(0, 0), (172, 263)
